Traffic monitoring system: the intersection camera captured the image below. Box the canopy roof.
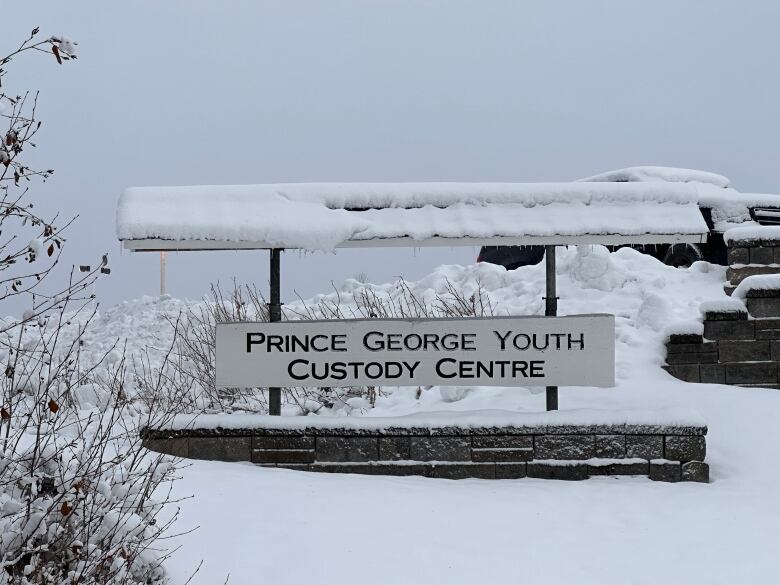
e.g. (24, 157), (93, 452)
(117, 181), (709, 251)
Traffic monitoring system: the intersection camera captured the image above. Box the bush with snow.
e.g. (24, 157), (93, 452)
(0, 30), (180, 584)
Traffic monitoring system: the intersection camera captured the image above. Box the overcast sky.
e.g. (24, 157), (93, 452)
(5, 0), (780, 308)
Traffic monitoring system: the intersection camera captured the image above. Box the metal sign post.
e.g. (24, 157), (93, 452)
(545, 245), (559, 411)
(268, 248), (282, 415)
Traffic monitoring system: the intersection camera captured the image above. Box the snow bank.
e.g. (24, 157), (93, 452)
(116, 182), (708, 250)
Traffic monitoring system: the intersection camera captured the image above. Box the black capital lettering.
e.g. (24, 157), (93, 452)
(246, 332), (264, 353)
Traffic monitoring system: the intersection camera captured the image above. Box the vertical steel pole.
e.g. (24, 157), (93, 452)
(545, 245), (559, 411)
(268, 248), (282, 416)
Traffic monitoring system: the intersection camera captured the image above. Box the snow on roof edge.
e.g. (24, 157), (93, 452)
(577, 165), (731, 188)
(116, 182), (709, 251)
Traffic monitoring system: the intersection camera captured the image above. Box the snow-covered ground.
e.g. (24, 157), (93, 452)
(76, 247), (780, 584)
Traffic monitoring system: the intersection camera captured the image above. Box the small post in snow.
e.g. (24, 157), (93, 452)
(268, 248), (283, 415)
(545, 245), (558, 411)
(159, 251), (167, 296)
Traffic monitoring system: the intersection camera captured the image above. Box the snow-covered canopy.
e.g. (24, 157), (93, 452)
(117, 181), (709, 251)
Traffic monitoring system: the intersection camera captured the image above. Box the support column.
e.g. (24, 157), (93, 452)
(545, 245), (558, 411)
(269, 248), (282, 416)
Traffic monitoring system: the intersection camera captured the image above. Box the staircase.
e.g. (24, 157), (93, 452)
(665, 228), (780, 388)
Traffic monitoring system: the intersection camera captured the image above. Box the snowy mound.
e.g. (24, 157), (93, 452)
(578, 165), (731, 188)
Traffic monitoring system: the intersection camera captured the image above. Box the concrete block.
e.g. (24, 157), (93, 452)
(755, 319), (780, 340)
(663, 364), (700, 383)
(311, 463), (373, 475)
(665, 351), (717, 365)
(727, 265), (780, 285)
(703, 320), (755, 340)
(587, 461), (648, 476)
(717, 340), (770, 362)
(378, 436), (410, 460)
(317, 437), (378, 462)
(727, 246), (749, 265)
(626, 435), (663, 460)
(471, 448), (533, 462)
(745, 287), (780, 298)
(681, 461), (710, 483)
(534, 435), (595, 460)
(747, 297), (780, 318)
(143, 437), (189, 458)
(252, 449), (315, 464)
(527, 462), (589, 481)
(495, 463), (527, 479)
(253, 436), (314, 450)
(189, 437), (251, 462)
(371, 463), (433, 477)
(699, 364), (726, 384)
(432, 463), (495, 479)
(649, 460), (682, 482)
(666, 342), (710, 354)
(750, 246), (775, 265)
(664, 436), (706, 462)
(703, 310), (747, 322)
(594, 434), (626, 458)
(725, 361), (777, 385)
(754, 328), (780, 340)
(472, 435), (533, 449)
(668, 333), (704, 344)
(410, 436), (471, 461)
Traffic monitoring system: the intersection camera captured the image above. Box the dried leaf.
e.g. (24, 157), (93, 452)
(4, 365), (13, 378)
(47, 244), (54, 257)
(0, 407), (10, 420)
(52, 44), (62, 65)
(48, 399), (59, 413)
(60, 501), (72, 516)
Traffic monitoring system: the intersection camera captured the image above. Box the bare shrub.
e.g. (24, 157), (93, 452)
(174, 277), (494, 415)
(0, 30), (181, 584)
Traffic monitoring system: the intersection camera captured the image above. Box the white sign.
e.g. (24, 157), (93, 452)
(216, 315), (615, 388)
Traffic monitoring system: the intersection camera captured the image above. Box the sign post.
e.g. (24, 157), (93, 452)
(545, 245), (558, 411)
(268, 248), (282, 415)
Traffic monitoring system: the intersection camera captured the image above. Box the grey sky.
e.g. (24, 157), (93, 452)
(6, 0), (780, 307)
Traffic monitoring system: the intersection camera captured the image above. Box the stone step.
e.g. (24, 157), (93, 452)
(665, 360), (780, 385)
(727, 265), (780, 286)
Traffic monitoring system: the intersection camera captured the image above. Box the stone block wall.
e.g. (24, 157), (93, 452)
(665, 230), (780, 387)
(142, 423), (709, 482)
(725, 236), (780, 295)
(664, 308), (780, 387)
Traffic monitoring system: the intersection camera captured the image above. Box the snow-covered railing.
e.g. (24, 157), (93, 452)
(116, 181), (710, 251)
